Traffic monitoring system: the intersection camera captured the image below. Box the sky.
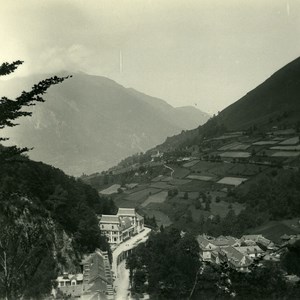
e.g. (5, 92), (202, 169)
(1, 0), (300, 114)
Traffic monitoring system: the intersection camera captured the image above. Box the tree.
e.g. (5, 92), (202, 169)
(0, 61), (70, 299)
(281, 240), (300, 276)
(0, 61), (70, 162)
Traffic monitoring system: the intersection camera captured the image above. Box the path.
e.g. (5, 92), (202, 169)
(164, 164), (174, 177)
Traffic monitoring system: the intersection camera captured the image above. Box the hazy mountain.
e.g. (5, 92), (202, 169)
(0, 72), (209, 175)
(155, 56), (300, 150)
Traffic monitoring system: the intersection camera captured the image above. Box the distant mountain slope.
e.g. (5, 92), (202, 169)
(155, 56), (300, 151)
(126, 88), (210, 130)
(0, 73), (209, 175)
(218, 56), (300, 130)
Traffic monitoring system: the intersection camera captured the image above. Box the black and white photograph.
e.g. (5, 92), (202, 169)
(1, 1), (300, 299)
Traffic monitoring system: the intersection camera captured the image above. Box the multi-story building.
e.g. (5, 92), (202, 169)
(80, 249), (114, 299)
(99, 208), (144, 244)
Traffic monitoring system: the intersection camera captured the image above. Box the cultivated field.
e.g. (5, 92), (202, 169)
(217, 177), (247, 186)
(219, 152), (251, 158)
(141, 191), (168, 207)
(253, 141), (278, 145)
(100, 184), (121, 195)
(171, 166), (191, 178)
(279, 137), (299, 145)
(141, 206), (172, 227)
(218, 142), (250, 151)
(271, 145), (300, 151)
(183, 160), (200, 168)
(272, 151), (300, 157)
(186, 175), (213, 181)
(124, 187), (162, 205)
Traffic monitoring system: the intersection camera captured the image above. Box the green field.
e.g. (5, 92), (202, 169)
(141, 190), (168, 207)
(179, 180), (214, 192)
(141, 205), (172, 227)
(125, 187), (161, 202)
(171, 166), (191, 178)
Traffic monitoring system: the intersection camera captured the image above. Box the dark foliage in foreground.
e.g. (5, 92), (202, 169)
(126, 228), (201, 299)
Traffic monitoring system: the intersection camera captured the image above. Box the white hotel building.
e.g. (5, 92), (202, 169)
(99, 208), (144, 244)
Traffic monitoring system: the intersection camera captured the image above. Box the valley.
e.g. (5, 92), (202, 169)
(83, 125), (300, 243)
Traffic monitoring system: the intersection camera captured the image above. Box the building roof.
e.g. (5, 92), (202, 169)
(281, 234), (291, 240)
(136, 213), (144, 221)
(234, 246), (264, 255)
(197, 235), (217, 250)
(220, 246), (252, 268)
(213, 236), (238, 247)
(57, 273), (83, 282)
(99, 215), (120, 223)
(241, 234), (263, 242)
(117, 208), (136, 216)
(120, 217), (133, 230)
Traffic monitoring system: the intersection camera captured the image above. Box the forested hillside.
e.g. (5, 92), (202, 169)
(0, 156), (116, 299)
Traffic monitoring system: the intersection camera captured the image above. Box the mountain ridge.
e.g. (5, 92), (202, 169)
(0, 72), (209, 175)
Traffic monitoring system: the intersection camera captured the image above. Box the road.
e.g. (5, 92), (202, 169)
(114, 261), (130, 300)
(112, 228), (151, 299)
(112, 227), (151, 274)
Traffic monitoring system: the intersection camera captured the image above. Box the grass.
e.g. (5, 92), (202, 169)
(219, 152), (251, 158)
(171, 166), (190, 178)
(217, 177), (247, 186)
(169, 178), (191, 185)
(141, 191), (168, 207)
(189, 205), (210, 222)
(183, 160), (200, 168)
(191, 161), (233, 177)
(179, 180), (214, 192)
(272, 151), (300, 157)
(150, 181), (174, 190)
(210, 199), (244, 217)
(249, 221), (300, 244)
(279, 137), (299, 145)
(141, 205), (172, 227)
(125, 187), (161, 202)
(271, 145), (300, 151)
(99, 184), (121, 195)
(187, 175), (213, 181)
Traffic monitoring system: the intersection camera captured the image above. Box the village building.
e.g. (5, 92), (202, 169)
(56, 249), (114, 300)
(197, 234), (269, 271)
(99, 208), (144, 245)
(218, 246), (253, 272)
(57, 273), (83, 288)
(234, 245), (264, 258)
(196, 235), (239, 262)
(240, 234), (276, 250)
